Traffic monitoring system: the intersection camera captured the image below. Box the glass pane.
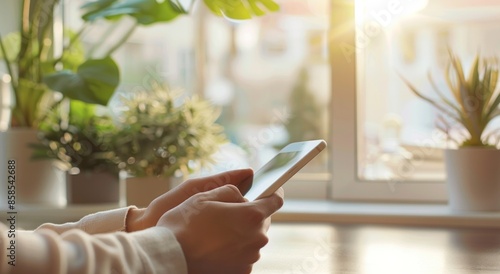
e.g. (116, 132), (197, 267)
(64, 0), (330, 175)
(203, 0), (330, 173)
(356, 0), (500, 181)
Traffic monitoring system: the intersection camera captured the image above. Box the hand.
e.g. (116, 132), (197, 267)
(157, 184), (284, 274)
(127, 169), (254, 232)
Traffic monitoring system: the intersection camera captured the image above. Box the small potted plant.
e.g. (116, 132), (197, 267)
(402, 51), (500, 211)
(113, 83), (227, 207)
(33, 101), (121, 204)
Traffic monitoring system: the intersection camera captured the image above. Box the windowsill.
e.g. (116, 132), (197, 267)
(273, 199), (500, 228)
(2, 200), (500, 230)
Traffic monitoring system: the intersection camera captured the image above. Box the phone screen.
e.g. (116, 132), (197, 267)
(244, 151), (301, 201)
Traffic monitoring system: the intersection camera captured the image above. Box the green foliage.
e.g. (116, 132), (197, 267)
(0, 0), (279, 129)
(81, 0), (185, 24)
(402, 51), (500, 147)
(0, 32), (21, 62)
(0, 0), (120, 128)
(82, 0), (279, 22)
(203, 0), (279, 19)
(112, 84), (227, 178)
(33, 101), (120, 173)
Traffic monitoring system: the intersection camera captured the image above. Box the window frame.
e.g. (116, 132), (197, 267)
(329, 0), (447, 203)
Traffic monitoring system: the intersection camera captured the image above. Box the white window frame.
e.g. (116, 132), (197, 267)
(329, 0), (447, 203)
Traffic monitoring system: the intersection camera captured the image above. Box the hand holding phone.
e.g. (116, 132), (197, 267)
(244, 140), (327, 201)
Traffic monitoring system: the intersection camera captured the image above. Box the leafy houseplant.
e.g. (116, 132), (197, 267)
(112, 84), (226, 206)
(114, 86), (226, 177)
(0, 1), (119, 129)
(403, 52), (500, 148)
(35, 101), (119, 174)
(1, 0), (281, 128)
(0, 0), (119, 205)
(403, 51), (500, 211)
(34, 101), (122, 204)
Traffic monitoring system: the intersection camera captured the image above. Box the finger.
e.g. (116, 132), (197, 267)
(183, 169), (254, 195)
(263, 217), (272, 232)
(249, 188), (284, 218)
(205, 184), (246, 203)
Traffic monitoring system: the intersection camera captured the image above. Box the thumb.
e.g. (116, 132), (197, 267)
(206, 184), (246, 203)
(185, 168), (253, 194)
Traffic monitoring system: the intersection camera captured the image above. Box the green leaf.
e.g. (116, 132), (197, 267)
(428, 72), (462, 115)
(248, 0), (279, 16)
(449, 52), (470, 106)
(69, 100), (97, 125)
(483, 66), (499, 115)
(81, 0), (120, 21)
(444, 63), (464, 110)
(203, 0), (279, 19)
(43, 57), (119, 105)
(485, 93), (500, 121)
(468, 55), (479, 94)
(0, 32), (21, 62)
(82, 0), (184, 25)
(13, 80), (50, 127)
(400, 75), (462, 124)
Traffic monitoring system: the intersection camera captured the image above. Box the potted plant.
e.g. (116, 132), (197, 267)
(112, 83), (226, 207)
(0, 0), (279, 206)
(403, 51), (500, 211)
(33, 101), (122, 204)
(0, 0), (119, 206)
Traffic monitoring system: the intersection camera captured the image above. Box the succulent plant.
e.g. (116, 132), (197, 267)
(402, 51), (500, 148)
(112, 83), (227, 178)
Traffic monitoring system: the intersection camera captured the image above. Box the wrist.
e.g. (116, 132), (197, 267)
(126, 207), (148, 232)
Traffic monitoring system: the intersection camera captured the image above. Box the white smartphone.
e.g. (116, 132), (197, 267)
(244, 139), (327, 201)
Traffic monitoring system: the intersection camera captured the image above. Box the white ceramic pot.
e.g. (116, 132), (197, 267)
(125, 176), (173, 208)
(0, 129), (66, 206)
(445, 148), (500, 212)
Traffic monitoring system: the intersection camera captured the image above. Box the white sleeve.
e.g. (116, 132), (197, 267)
(0, 206), (188, 274)
(0, 224), (188, 274)
(35, 207), (134, 235)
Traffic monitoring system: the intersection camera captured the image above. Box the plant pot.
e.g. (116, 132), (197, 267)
(445, 148), (500, 212)
(66, 171), (120, 204)
(125, 176), (173, 208)
(0, 129), (66, 206)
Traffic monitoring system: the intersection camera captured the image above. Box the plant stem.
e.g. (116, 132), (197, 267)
(18, 0), (31, 79)
(104, 22), (137, 57)
(30, 0), (43, 82)
(38, 0), (60, 62)
(0, 33), (19, 96)
(20, 0), (31, 47)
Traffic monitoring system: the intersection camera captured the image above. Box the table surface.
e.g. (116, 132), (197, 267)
(2, 205), (499, 273)
(253, 223), (500, 274)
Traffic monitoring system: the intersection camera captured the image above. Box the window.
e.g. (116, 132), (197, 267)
(331, 0), (500, 202)
(64, 0), (331, 199)
(199, 1), (331, 199)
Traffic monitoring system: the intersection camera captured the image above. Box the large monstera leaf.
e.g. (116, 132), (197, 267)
(43, 57), (119, 106)
(81, 0), (186, 24)
(203, 0), (279, 19)
(81, 0), (279, 23)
